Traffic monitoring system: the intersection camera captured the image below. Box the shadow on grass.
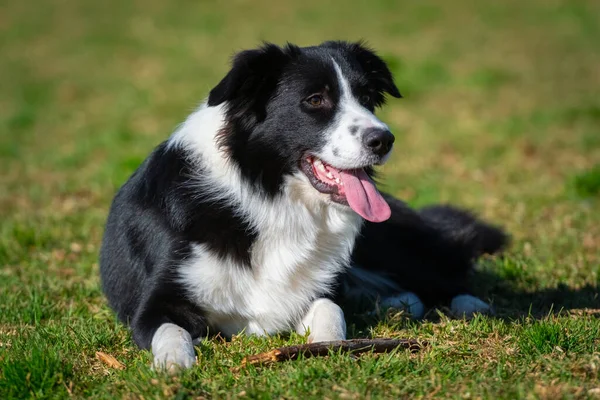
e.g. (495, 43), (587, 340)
(473, 269), (600, 320)
(345, 270), (599, 338)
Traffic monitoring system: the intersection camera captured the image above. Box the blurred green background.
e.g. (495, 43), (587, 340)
(1, 0), (599, 398)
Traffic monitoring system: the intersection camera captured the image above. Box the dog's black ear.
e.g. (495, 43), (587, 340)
(348, 41), (402, 100)
(208, 43), (299, 118)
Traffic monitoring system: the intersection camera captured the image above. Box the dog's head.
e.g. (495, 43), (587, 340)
(208, 41), (401, 222)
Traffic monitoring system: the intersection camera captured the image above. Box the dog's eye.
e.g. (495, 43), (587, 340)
(306, 95), (324, 107)
(360, 94), (371, 106)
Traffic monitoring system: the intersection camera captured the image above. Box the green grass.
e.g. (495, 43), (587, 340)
(1, 0), (599, 398)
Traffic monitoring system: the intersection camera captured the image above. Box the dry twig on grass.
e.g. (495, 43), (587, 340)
(232, 338), (427, 371)
(95, 351), (125, 370)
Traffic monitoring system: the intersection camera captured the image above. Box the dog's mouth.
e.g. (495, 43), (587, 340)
(300, 155), (391, 223)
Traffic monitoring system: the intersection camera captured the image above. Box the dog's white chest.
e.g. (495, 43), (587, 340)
(178, 201), (361, 337)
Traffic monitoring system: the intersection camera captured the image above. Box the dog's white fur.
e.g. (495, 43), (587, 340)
(170, 101), (360, 337)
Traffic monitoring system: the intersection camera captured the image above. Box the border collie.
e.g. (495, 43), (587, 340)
(100, 41), (507, 371)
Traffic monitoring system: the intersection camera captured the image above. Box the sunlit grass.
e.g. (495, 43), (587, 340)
(1, 0), (599, 398)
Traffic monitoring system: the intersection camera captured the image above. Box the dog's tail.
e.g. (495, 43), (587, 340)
(418, 204), (509, 258)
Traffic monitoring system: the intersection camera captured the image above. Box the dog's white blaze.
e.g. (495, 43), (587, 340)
(169, 103), (362, 337)
(317, 61), (391, 169)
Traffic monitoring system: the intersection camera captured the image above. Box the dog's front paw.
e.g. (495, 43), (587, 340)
(151, 323), (197, 372)
(451, 294), (493, 318)
(153, 345), (197, 372)
(298, 298), (346, 343)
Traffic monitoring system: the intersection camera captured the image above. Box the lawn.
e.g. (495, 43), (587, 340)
(1, 0), (599, 398)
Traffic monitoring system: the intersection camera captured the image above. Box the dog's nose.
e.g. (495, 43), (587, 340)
(363, 128), (395, 156)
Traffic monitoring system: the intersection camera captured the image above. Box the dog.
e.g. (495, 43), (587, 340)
(100, 41), (507, 371)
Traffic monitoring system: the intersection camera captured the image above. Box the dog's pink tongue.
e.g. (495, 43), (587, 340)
(339, 169), (391, 222)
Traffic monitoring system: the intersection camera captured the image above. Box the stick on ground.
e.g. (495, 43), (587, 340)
(233, 338), (427, 371)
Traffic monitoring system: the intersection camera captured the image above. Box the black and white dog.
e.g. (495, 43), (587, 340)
(100, 41), (507, 370)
